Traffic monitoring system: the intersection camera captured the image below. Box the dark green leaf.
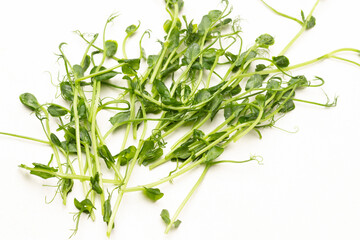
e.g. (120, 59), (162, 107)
(103, 198), (112, 225)
(154, 79), (171, 99)
(90, 66), (119, 81)
(98, 145), (115, 169)
(82, 55), (91, 72)
(50, 133), (61, 146)
(60, 82), (74, 102)
(48, 104), (68, 117)
(272, 56), (290, 68)
(306, 16), (316, 30)
(172, 146), (192, 160)
(143, 187), (164, 202)
(60, 178), (73, 201)
(234, 50), (257, 67)
(256, 34), (275, 48)
(74, 198), (95, 214)
(139, 140), (163, 166)
(19, 93), (40, 111)
(280, 99), (295, 113)
(185, 43), (200, 63)
(73, 64), (84, 78)
(193, 89), (211, 104)
(205, 146), (224, 162)
(90, 172), (103, 194)
(109, 111), (130, 126)
(245, 74), (263, 91)
(77, 98), (87, 119)
(207, 94), (223, 120)
(168, 26), (180, 51)
(147, 55), (159, 68)
(79, 127), (91, 146)
(105, 40), (118, 58)
(198, 15), (211, 36)
(288, 75), (308, 87)
(207, 131), (227, 143)
(118, 145), (136, 166)
(28, 163), (58, 179)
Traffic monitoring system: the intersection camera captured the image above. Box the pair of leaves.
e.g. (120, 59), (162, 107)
(118, 145), (136, 166)
(90, 172), (103, 194)
(98, 145), (115, 169)
(19, 163), (58, 179)
(160, 209), (181, 228)
(74, 198), (95, 215)
(118, 58), (140, 75)
(139, 140), (163, 166)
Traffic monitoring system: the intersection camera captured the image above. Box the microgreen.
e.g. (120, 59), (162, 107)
(2, 0), (359, 238)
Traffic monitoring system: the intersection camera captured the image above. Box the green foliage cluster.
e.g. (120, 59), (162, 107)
(2, 0), (359, 237)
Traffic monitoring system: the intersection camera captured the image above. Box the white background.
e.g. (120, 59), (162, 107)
(1, 0), (360, 239)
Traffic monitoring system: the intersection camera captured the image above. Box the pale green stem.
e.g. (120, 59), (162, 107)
(165, 164), (210, 233)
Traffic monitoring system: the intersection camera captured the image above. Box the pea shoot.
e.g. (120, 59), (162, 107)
(1, 0), (360, 238)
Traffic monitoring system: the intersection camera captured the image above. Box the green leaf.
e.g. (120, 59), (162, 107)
(60, 178), (73, 202)
(28, 163), (58, 179)
(185, 43), (200, 63)
(19, 93), (40, 111)
(50, 133), (61, 146)
(90, 172), (103, 194)
(105, 40), (118, 58)
(245, 74), (263, 91)
(74, 198), (95, 214)
(279, 99), (295, 113)
(60, 82), (74, 102)
(174, 219), (182, 228)
(207, 94), (223, 120)
(47, 104), (68, 117)
(266, 78), (281, 90)
(125, 24), (138, 35)
(139, 140), (163, 166)
(98, 145), (115, 169)
(79, 127), (92, 146)
(77, 98), (87, 119)
(109, 111), (130, 126)
(160, 209), (171, 224)
(288, 75), (308, 87)
(256, 34), (275, 48)
(154, 79), (171, 99)
(207, 131), (227, 143)
(193, 89), (211, 104)
(234, 50), (257, 67)
(73, 64), (84, 78)
(103, 198), (112, 225)
(81, 55), (91, 71)
(147, 55), (159, 68)
(172, 146), (192, 160)
(143, 187), (164, 202)
(160, 209), (181, 228)
(90, 66), (119, 81)
(306, 16), (316, 30)
(168, 26), (180, 51)
(118, 145), (137, 166)
(208, 10), (222, 22)
(198, 15), (211, 36)
(272, 56), (290, 68)
(205, 146), (224, 162)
